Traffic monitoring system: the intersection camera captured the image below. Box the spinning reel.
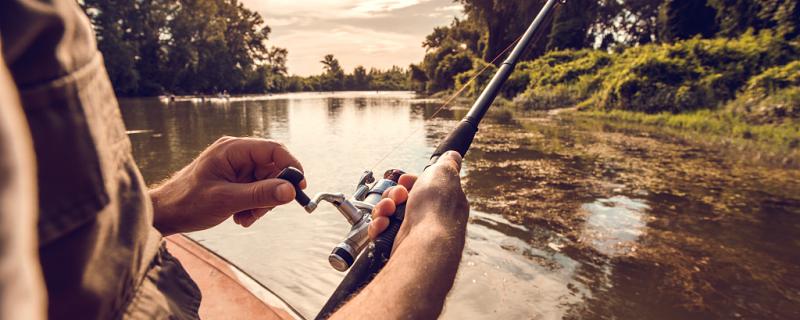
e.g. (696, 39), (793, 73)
(277, 167), (404, 272)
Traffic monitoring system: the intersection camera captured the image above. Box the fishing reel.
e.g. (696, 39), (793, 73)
(278, 167), (404, 272)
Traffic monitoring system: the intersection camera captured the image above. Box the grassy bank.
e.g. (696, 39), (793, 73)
(446, 31), (800, 150)
(578, 109), (800, 149)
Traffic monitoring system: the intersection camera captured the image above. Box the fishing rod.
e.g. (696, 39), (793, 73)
(276, 0), (561, 318)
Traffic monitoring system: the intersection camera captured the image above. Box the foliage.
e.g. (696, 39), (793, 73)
(657, 0), (717, 42)
(454, 57), (497, 97)
(595, 32), (796, 113)
(745, 60), (800, 94)
(547, 0), (597, 51)
(727, 62), (800, 123)
(82, 0), (283, 96)
(581, 109), (800, 148)
(297, 55), (410, 92)
(513, 50), (611, 109)
(457, 0), (547, 60)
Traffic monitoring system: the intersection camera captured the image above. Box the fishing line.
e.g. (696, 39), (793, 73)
(367, 38), (521, 172)
(368, 1), (560, 172)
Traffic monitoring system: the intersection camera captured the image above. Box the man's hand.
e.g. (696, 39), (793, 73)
(150, 137), (305, 235)
(332, 151), (469, 320)
(368, 150), (469, 246)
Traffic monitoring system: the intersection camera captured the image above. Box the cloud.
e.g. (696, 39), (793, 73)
(244, 0), (432, 18)
(240, 0), (463, 76)
(271, 25), (418, 75)
(351, 0), (432, 16)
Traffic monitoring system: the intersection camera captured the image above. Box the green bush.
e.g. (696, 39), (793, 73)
(454, 57), (497, 97)
(596, 31), (797, 113)
(745, 60), (800, 94)
(513, 49), (610, 109)
(503, 31), (798, 114)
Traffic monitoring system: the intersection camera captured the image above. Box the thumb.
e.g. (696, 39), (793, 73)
(226, 178), (296, 212)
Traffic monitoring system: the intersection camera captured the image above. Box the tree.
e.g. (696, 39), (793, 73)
(658, 0), (718, 42)
(352, 66), (370, 90)
(320, 54), (345, 91)
(763, 0), (800, 40)
(409, 63), (429, 92)
(83, 0), (282, 96)
(457, 0), (547, 60)
(708, 0), (769, 37)
(547, 0), (597, 51)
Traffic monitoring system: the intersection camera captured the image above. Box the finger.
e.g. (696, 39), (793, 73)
(386, 185), (408, 205)
(234, 211), (256, 227)
(381, 186), (394, 198)
(252, 207), (273, 219)
(371, 198), (396, 219)
(234, 207), (273, 228)
(254, 163), (277, 180)
(398, 174), (417, 190)
(226, 178), (295, 212)
(369, 216), (389, 240)
(230, 138), (303, 179)
(229, 138), (305, 177)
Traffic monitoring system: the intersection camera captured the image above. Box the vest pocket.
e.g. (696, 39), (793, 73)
(20, 55), (118, 245)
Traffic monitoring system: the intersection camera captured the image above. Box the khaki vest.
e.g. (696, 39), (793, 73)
(0, 0), (201, 319)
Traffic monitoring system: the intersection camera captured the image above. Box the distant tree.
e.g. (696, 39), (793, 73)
(409, 63), (429, 92)
(320, 54), (345, 91)
(352, 66), (370, 90)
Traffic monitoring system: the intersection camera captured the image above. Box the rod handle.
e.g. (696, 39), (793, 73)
(316, 204), (405, 319)
(429, 120), (478, 167)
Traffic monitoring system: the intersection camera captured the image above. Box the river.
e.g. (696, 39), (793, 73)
(120, 92), (800, 319)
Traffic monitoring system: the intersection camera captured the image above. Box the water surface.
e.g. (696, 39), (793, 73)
(121, 92), (800, 319)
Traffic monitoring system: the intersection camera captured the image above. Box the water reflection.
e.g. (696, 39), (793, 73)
(581, 196), (649, 256)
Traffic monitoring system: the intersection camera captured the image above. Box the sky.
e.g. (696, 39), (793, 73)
(240, 0), (464, 76)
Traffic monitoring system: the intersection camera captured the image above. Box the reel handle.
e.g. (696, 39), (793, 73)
(276, 167), (311, 207)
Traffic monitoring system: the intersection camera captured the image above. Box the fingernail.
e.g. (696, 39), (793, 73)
(275, 183), (294, 202)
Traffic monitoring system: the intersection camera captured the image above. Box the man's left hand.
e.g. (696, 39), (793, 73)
(150, 137), (305, 235)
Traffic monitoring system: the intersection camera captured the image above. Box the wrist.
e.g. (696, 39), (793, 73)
(150, 186), (176, 235)
(413, 215), (467, 249)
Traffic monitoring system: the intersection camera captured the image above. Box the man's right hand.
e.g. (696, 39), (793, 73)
(332, 151), (470, 320)
(368, 150), (470, 252)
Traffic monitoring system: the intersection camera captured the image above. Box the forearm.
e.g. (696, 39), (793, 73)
(331, 219), (466, 319)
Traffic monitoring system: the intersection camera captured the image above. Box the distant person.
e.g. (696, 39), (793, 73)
(0, 1), (469, 319)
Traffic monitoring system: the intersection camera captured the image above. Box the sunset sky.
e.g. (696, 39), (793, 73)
(240, 0), (464, 76)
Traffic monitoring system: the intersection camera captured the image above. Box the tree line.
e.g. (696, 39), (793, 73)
(81, 0), (411, 96)
(411, 0), (800, 94)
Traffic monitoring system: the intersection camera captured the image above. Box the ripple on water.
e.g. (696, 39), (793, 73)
(443, 211), (587, 320)
(581, 196), (650, 256)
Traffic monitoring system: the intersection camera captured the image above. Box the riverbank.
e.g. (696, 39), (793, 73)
(572, 109), (800, 162)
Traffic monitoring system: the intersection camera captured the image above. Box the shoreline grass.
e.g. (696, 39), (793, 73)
(576, 109), (800, 149)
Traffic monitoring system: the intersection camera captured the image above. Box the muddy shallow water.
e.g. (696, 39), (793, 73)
(121, 92), (800, 319)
